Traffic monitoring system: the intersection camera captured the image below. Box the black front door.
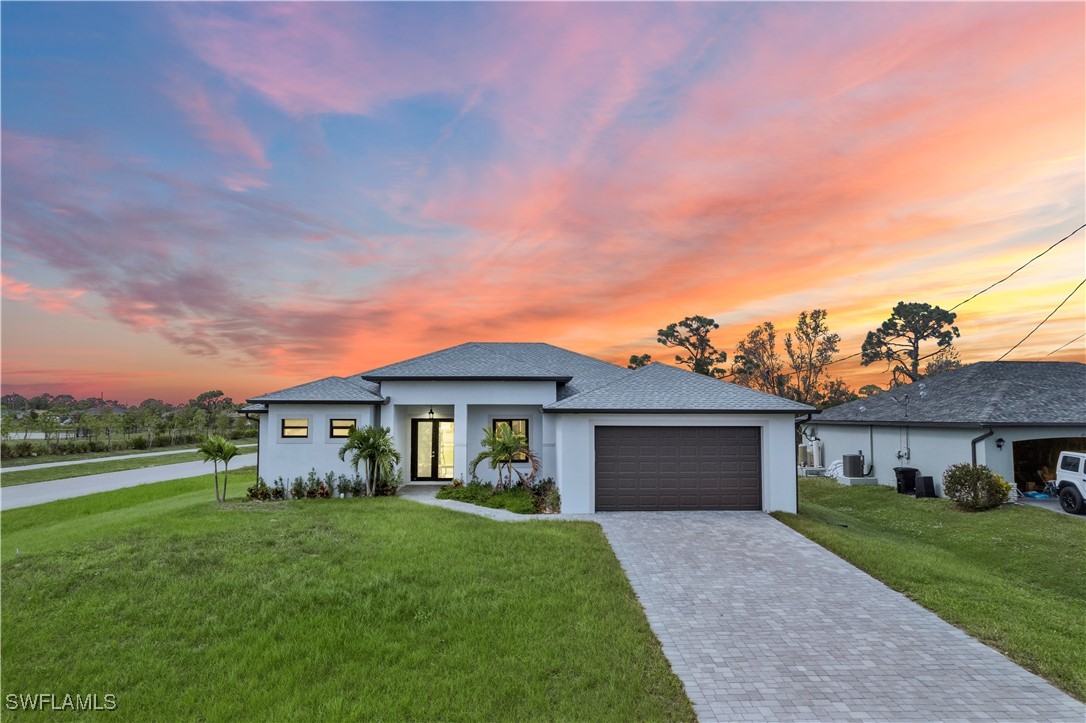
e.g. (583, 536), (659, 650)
(411, 419), (454, 481)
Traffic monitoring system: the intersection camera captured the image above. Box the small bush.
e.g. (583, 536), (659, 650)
(943, 463), (1011, 511)
(290, 476), (305, 500)
(130, 437), (150, 450)
(247, 478), (272, 501)
(270, 477), (287, 500)
(350, 474), (365, 497)
(374, 468), (401, 497)
(153, 434), (172, 448)
(531, 477), (561, 514)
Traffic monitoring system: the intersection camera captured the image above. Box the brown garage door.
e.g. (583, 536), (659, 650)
(595, 426), (761, 511)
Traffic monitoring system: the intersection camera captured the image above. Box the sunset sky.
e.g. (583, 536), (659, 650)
(2, 2), (1084, 405)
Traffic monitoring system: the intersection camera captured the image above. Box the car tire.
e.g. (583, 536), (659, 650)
(1058, 486), (1085, 515)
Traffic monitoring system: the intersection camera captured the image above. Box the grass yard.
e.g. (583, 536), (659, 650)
(0, 440), (256, 469)
(1, 471), (693, 721)
(773, 477), (1086, 701)
(0, 449), (251, 487)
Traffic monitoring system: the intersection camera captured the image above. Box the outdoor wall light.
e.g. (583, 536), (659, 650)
(427, 407), (435, 420)
(996, 438), (1005, 450)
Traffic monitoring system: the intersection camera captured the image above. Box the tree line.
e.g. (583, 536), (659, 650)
(0, 389), (256, 457)
(628, 301), (963, 408)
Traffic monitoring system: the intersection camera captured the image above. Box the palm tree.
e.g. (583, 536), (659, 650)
(219, 438), (239, 501)
(469, 423), (540, 491)
(198, 434), (228, 503)
(338, 426), (402, 497)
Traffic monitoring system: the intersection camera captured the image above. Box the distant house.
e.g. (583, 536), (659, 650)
(808, 362), (1086, 496)
(242, 342), (813, 514)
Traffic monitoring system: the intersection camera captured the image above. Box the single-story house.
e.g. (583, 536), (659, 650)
(808, 361), (1086, 496)
(243, 342), (813, 514)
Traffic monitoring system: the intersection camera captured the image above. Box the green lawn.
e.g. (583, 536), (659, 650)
(773, 477), (1086, 701)
(1, 470), (693, 721)
(1, 439), (256, 468)
(0, 449), (250, 487)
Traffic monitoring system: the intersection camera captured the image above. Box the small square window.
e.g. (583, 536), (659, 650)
(493, 418), (529, 462)
(1060, 455), (1081, 473)
(329, 419), (356, 438)
(281, 418), (309, 438)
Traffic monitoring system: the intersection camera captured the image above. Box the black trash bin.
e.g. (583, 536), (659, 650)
(894, 467), (918, 494)
(915, 475), (936, 498)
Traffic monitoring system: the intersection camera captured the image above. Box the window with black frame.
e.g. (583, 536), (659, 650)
(492, 418), (529, 462)
(329, 419), (356, 438)
(281, 418), (309, 438)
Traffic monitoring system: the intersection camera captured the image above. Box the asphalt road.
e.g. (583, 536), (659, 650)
(0, 453), (257, 511)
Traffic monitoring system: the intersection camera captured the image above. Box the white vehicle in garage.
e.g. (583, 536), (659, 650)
(1055, 451), (1086, 514)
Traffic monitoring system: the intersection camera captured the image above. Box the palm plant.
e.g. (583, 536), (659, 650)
(197, 434), (234, 503)
(468, 423), (541, 491)
(219, 438), (239, 501)
(338, 426), (401, 497)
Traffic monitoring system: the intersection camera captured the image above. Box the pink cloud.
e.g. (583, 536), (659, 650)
(1, 273), (86, 313)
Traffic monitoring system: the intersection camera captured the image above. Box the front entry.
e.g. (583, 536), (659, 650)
(411, 419), (454, 481)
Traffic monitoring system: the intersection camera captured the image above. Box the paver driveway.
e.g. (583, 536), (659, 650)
(598, 512), (1084, 723)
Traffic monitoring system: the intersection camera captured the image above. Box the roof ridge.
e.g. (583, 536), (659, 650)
(549, 366), (638, 406)
(978, 378), (1013, 424)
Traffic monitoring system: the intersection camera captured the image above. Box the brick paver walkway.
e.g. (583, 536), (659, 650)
(598, 511), (1085, 722)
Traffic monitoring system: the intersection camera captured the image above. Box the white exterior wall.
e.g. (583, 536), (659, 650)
(259, 404), (376, 482)
(379, 380), (557, 482)
(813, 423), (1086, 496)
(554, 413), (799, 514)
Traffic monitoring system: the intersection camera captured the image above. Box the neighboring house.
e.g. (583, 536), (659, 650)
(808, 362), (1086, 496)
(243, 342), (813, 514)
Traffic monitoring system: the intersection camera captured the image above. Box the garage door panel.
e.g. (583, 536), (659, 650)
(595, 426), (761, 511)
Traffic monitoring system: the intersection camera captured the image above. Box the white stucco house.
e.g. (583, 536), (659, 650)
(242, 342), (813, 514)
(808, 361), (1086, 497)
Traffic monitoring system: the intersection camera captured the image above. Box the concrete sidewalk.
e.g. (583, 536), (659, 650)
(1, 444), (256, 473)
(0, 454), (257, 510)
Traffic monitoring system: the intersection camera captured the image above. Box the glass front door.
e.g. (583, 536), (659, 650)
(411, 419), (454, 481)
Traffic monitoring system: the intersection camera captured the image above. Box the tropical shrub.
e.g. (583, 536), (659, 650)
(468, 423), (541, 490)
(338, 426), (402, 497)
(131, 436), (149, 450)
(942, 463), (1011, 511)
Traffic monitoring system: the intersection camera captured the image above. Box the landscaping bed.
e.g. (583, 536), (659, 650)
(774, 476), (1086, 701)
(1, 471), (691, 720)
(436, 479), (560, 515)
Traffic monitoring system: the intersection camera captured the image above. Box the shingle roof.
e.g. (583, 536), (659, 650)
(816, 361), (1086, 427)
(544, 362), (816, 413)
(247, 376), (385, 404)
(354, 342), (627, 400)
(239, 403), (267, 414)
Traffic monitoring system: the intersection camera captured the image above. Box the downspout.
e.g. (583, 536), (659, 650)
(971, 428), (994, 467)
(244, 412), (261, 483)
(866, 425), (875, 477)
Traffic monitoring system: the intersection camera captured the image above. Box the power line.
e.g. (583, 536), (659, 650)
(1040, 333), (1085, 359)
(996, 277), (1086, 362)
(825, 224), (1086, 369)
(950, 223), (1085, 311)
